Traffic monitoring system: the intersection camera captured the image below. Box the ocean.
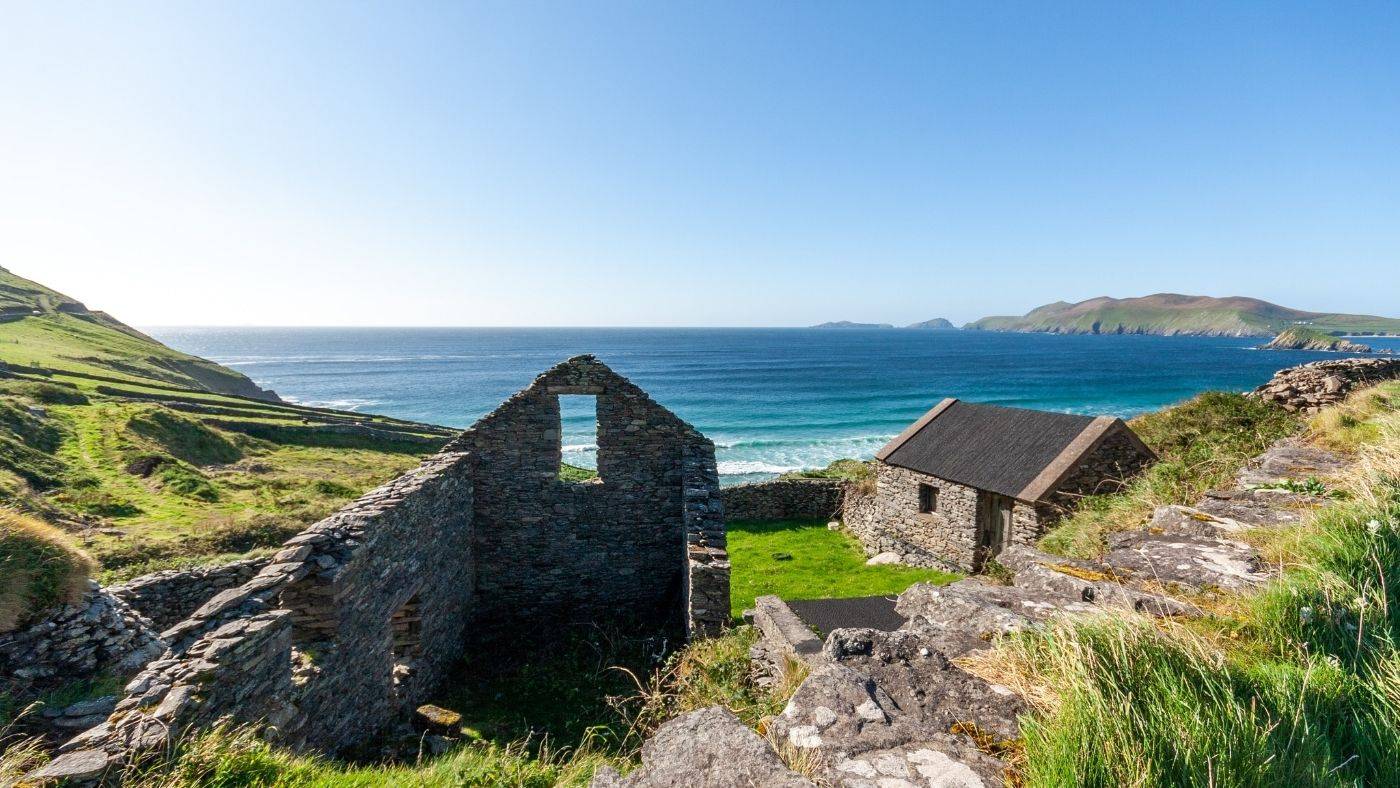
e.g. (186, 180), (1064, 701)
(145, 328), (1400, 485)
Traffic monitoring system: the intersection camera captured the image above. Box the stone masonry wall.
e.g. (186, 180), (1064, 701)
(1251, 357), (1400, 413)
(41, 450), (476, 779)
(39, 357), (728, 783)
(842, 464), (979, 570)
(1042, 427), (1155, 520)
(0, 584), (165, 701)
(719, 478), (846, 522)
(108, 558), (268, 631)
(449, 355), (725, 648)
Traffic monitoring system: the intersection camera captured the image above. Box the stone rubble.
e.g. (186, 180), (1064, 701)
(1250, 357), (1400, 413)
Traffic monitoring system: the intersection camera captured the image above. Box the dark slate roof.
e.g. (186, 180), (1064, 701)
(878, 400), (1101, 500)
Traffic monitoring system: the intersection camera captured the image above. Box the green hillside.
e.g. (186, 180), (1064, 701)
(0, 266), (279, 400)
(0, 267), (465, 576)
(966, 294), (1400, 337)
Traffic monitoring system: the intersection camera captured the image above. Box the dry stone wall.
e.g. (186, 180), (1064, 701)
(720, 478), (846, 522)
(1041, 427), (1154, 516)
(0, 584), (165, 700)
(108, 558), (267, 631)
(1251, 357), (1400, 413)
(842, 464), (978, 570)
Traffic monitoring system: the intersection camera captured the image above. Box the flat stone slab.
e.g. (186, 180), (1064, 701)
(1195, 488), (1309, 527)
(1103, 531), (1270, 592)
(1146, 504), (1251, 539)
(28, 748), (112, 781)
(827, 737), (1006, 788)
(1236, 439), (1347, 487)
(896, 579), (1098, 639)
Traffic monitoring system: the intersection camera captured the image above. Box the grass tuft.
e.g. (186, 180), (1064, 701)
(0, 508), (95, 631)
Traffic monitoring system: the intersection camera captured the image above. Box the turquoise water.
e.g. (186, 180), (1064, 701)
(146, 328), (1400, 485)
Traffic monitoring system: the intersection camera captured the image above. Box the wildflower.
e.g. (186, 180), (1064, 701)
(1366, 519), (1382, 535)
(1299, 606), (1314, 625)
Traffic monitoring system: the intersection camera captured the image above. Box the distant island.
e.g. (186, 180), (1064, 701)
(810, 317), (957, 330)
(904, 318), (957, 330)
(810, 321), (895, 329)
(965, 294), (1400, 337)
(1259, 327), (1385, 354)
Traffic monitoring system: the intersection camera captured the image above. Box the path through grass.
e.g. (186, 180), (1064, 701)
(727, 518), (958, 619)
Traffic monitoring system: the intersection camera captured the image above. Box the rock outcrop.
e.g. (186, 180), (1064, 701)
(1250, 357), (1400, 413)
(1259, 327), (1375, 353)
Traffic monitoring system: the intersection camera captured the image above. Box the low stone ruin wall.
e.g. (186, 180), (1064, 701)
(108, 557), (268, 631)
(35, 356), (730, 784)
(1251, 357), (1400, 413)
(720, 478), (846, 522)
(0, 583), (165, 701)
(38, 450), (478, 781)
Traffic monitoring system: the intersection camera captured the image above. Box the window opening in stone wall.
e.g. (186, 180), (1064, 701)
(390, 593), (422, 698)
(558, 394), (602, 483)
(918, 483), (938, 513)
(279, 575), (338, 686)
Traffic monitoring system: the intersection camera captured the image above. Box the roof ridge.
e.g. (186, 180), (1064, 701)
(1015, 416), (1119, 502)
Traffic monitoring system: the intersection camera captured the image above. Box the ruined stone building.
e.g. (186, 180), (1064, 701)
(848, 399), (1155, 571)
(36, 356), (729, 782)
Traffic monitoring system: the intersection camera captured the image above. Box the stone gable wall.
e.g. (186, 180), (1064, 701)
(719, 478), (846, 523)
(1041, 427), (1155, 520)
(451, 356), (724, 646)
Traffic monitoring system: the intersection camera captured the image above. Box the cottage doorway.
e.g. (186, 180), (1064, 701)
(974, 492), (1014, 571)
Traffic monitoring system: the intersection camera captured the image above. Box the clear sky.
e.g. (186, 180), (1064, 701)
(2, 2), (1397, 327)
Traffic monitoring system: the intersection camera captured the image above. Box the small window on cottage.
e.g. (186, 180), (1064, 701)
(918, 483), (938, 513)
(558, 395), (601, 483)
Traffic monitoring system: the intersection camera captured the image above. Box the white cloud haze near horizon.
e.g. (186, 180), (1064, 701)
(2, 2), (1398, 327)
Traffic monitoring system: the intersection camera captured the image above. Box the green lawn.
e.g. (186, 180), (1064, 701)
(727, 518), (959, 618)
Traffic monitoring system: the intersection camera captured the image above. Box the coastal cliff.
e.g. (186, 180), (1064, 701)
(966, 293), (1400, 337)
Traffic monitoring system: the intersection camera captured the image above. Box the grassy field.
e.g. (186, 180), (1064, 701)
(727, 518), (958, 618)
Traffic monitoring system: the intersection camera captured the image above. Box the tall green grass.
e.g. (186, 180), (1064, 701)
(1041, 392), (1298, 558)
(969, 385), (1400, 786)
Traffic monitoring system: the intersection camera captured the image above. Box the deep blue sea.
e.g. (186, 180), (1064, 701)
(145, 328), (1400, 485)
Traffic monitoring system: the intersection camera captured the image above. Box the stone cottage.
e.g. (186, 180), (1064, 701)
(851, 399), (1155, 571)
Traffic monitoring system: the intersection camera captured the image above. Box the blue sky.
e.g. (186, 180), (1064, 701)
(1, 2), (1397, 326)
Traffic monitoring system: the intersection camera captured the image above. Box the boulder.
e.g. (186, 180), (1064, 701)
(590, 706), (814, 787)
(1102, 531), (1270, 592)
(827, 737), (1007, 787)
(822, 628), (1024, 740)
